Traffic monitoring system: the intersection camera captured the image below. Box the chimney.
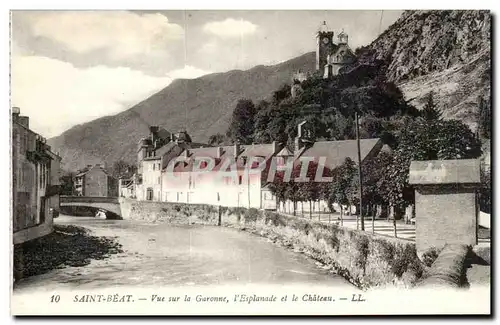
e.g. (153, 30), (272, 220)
(272, 141), (277, 153)
(149, 126), (159, 134)
(12, 107), (20, 123)
(216, 146), (223, 159)
(295, 121), (307, 153)
(184, 149), (190, 158)
(170, 133), (175, 142)
(294, 138), (301, 154)
(297, 121), (307, 138)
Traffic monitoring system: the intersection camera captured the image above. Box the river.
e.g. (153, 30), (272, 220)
(14, 215), (352, 293)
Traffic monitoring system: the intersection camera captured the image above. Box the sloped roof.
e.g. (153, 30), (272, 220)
(277, 146), (293, 157)
(160, 144), (185, 170)
(155, 141), (177, 157)
(76, 165), (112, 178)
(156, 127), (171, 140)
(297, 138), (382, 171)
(240, 143), (277, 158)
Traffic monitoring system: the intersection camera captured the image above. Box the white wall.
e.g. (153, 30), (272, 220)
(162, 171), (262, 208)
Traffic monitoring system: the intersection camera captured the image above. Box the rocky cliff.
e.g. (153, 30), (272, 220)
(358, 10), (490, 129)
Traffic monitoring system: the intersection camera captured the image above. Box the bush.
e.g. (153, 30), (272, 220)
(354, 234), (370, 271)
(392, 244), (422, 278)
(422, 247), (441, 267)
(244, 208), (260, 223)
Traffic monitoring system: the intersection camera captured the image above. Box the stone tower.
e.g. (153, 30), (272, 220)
(318, 27), (356, 79)
(316, 21), (335, 72)
(328, 30), (356, 77)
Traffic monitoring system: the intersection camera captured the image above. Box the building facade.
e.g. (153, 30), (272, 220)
(12, 107), (62, 244)
(130, 122), (383, 212)
(135, 126), (190, 201)
(74, 164), (118, 197)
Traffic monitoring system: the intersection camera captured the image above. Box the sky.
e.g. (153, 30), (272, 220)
(11, 10), (403, 138)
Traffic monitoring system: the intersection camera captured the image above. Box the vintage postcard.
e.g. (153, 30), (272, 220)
(10, 9), (491, 316)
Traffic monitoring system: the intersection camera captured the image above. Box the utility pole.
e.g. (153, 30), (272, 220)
(355, 112), (365, 231)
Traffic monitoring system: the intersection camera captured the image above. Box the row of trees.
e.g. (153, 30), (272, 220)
(266, 115), (483, 232)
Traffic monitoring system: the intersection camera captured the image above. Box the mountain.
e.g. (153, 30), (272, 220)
(49, 10), (491, 171)
(48, 52), (316, 171)
(357, 10), (490, 129)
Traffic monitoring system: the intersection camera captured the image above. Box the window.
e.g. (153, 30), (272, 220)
(146, 188), (153, 201)
(46, 165), (50, 186)
(157, 177), (160, 185)
(238, 175), (243, 185)
(200, 161), (208, 168)
(39, 165), (43, 188)
(153, 164), (156, 171)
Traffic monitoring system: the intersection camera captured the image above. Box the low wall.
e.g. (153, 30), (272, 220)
(119, 199), (426, 289)
(418, 244), (470, 288)
(13, 222), (53, 245)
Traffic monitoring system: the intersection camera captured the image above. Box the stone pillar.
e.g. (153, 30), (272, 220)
(409, 159), (481, 255)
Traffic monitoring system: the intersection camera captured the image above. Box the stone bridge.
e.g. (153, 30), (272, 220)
(60, 196), (122, 217)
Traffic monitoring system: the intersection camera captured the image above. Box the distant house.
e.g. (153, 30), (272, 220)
(74, 164), (118, 197)
(135, 126), (191, 201)
(118, 178), (135, 198)
(12, 107), (62, 244)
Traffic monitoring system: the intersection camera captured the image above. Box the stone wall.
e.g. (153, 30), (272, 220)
(13, 221), (53, 245)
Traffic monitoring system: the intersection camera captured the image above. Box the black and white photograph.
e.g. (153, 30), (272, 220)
(9, 8), (492, 316)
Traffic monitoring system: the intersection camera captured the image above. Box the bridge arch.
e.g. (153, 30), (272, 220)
(60, 196), (122, 219)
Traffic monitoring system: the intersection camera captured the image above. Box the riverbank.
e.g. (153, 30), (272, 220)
(13, 224), (123, 283)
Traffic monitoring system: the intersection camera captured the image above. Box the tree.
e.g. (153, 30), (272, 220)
(422, 91), (442, 121)
(268, 171), (287, 212)
(378, 119), (482, 212)
(478, 96), (491, 139)
(227, 99), (257, 144)
(272, 84), (292, 104)
(362, 151), (393, 222)
(208, 133), (226, 146)
(294, 161), (326, 220)
(325, 158), (358, 226)
(59, 171), (75, 195)
(111, 160), (137, 179)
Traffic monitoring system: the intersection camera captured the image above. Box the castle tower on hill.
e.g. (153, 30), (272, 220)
(291, 22), (357, 98)
(316, 22), (356, 79)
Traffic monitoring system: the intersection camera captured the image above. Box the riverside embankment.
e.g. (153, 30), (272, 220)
(118, 199), (427, 290)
